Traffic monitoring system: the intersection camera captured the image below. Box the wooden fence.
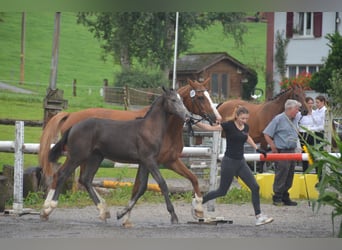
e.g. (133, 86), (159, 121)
(103, 86), (162, 108)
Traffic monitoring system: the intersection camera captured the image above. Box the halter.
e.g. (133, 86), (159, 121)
(189, 88), (215, 125)
(186, 87), (215, 136)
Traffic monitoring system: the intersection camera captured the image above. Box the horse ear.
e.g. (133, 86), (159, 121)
(202, 77), (211, 88)
(162, 86), (171, 94)
(188, 78), (197, 89)
(187, 78), (194, 85)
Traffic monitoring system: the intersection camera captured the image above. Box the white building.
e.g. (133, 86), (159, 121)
(265, 12), (342, 95)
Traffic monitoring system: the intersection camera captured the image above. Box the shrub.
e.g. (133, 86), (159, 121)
(114, 69), (168, 88)
(279, 71), (312, 90)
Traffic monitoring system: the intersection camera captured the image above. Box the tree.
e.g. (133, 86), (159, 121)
(76, 12), (247, 80)
(310, 32), (342, 93)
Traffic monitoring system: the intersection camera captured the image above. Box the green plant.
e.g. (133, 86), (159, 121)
(274, 30), (289, 80)
(303, 131), (342, 237)
(310, 32), (342, 93)
(217, 187), (251, 204)
(328, 69), (342, 114)
(114, 69), (168, 88)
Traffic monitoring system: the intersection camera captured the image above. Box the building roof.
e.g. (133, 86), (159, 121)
(176, 52), (253, 74)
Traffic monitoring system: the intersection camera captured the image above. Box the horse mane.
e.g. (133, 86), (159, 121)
(141, 93), (163, 118)
(216, 102), (224, 109)
(269, 86), (292, 101)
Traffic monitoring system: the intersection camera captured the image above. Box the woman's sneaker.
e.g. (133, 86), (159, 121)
(255, 214), (274, 226)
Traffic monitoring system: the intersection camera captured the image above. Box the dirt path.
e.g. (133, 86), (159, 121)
(0, 82), (35, 94)
(0, 200), (339, 238)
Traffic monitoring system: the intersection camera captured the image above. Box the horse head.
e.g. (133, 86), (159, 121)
(162, 86), (191, 122)
(178, 78), (222, 124)
(290, 83), (309, 115)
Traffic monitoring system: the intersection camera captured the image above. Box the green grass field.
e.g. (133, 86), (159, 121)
(0, 12), (266, 174)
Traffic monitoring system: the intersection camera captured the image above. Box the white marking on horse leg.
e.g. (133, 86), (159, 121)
(204, 91), (222, 122)
(121, 212), (133, 228)
(41, 189), (58, 217)
(94, 188), (110, 220)
(191, 193), (204, 219)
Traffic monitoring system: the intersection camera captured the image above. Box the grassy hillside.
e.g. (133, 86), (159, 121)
(0, 12), (118, 88)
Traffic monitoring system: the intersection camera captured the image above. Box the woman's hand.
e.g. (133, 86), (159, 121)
(256, 148), (267, 158)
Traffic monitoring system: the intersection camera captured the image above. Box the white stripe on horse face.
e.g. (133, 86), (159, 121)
(177, 93), (189, 110)
(203, 91), (222, 121)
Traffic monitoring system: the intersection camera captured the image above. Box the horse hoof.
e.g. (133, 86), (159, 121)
(171, 215), (179, 224)
(40, 212), (49, 221)
(99, 211), (111, 221)
(116, 211), (124, 220)
(191, 206), (204, 219)
(192, 209), (204, 220)
(122, 220), (133, 228)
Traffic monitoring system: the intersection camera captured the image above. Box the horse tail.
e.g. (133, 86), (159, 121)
(48, 128), (70, 164)
(39, 112), (69, 176)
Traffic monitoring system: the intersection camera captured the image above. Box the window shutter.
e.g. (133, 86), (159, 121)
(313, 12), (322, 37)
(286, 12), (293, 38)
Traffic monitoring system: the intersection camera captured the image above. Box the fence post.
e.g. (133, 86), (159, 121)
(13, 121), (24, 213)
(207, 130), (221, 212)
(72, 79), (77, 97)
(324, 107), (333, 152)
(123, 85), (129, 110)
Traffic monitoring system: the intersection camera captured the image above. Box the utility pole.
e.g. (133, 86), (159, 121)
(43, 12), (67, 128)
(172, 12), (179, 89)
(19, 12), (26, 85)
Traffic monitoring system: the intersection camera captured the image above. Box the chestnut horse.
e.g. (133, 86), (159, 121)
(217, 84), (309, 172)
(41, 88), (191, 223)
(38, 78), (221, 225)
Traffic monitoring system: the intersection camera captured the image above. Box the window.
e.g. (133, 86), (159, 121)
(293, 12), (313, 37)
(211, 73), (229, 102)
(286, 12), (322, 38)
(287, 65), (320, 78)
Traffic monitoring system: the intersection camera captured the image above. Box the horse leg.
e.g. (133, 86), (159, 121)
(147, 162), (178, 224)
(167, 159), (203, 219)
(78, 153), (110, 221)
(117, 165), (149, 228)
(40, 158), (79, 220)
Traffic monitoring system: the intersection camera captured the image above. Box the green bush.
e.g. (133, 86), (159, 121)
(114, 69), (168, 88)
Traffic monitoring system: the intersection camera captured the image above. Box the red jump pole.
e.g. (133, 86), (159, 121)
(243, 153), (309, 162)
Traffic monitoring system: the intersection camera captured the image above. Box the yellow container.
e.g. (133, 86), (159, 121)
(237, 173), (319, 200)
(288, 174), (302, 199)
(298, 174), (319, 199)
(255, 173), (274, 199)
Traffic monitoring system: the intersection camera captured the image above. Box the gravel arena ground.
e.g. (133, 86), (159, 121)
(0, 199), (340, 238)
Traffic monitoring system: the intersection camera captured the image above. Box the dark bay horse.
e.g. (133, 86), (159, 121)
(40, 88), (191, 223)
(39, 78), (221, 225)
(217, 83), (309, 172)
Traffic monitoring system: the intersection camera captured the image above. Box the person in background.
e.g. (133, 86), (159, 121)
(313, 95), (327, 141)
(195, 105), (274, 226)
(298, 97), (316, 172)
(263, 99), (302, 206)
(312, 95), (327, 180)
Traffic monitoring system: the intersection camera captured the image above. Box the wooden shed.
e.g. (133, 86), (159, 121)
(170, 52), (256, 102)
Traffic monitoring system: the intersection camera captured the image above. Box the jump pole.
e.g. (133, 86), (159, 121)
(218, 153), (311, 161)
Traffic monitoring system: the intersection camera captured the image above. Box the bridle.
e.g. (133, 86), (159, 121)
(185, 87), (216, 136)
(189, 88), (216, 124)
